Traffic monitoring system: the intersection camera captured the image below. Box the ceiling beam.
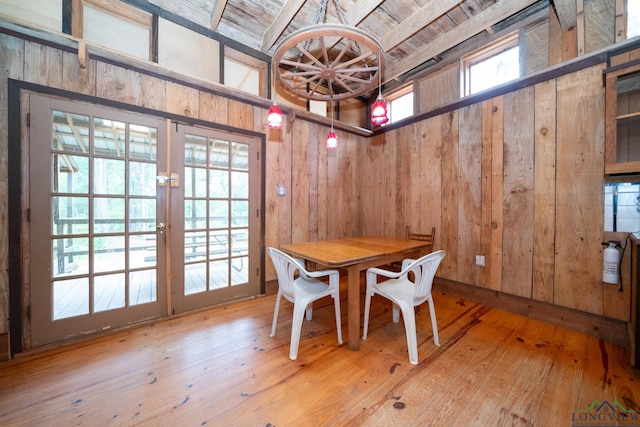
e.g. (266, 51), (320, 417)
(261, 0), (307, 52)
(552, 0), (577, 31)
(380, 0), (462, 51)
(210, 0), (228, 30)
(385, 0), (539, 83)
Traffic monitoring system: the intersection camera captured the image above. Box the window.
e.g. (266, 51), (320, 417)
(387, 88), (414, 124)
(605, 182), (640, 232)
(224, 48), (267, 97)
(629, 0), (640, 38)
(83, 2), (152, 60)
(462, 33), (520, 96)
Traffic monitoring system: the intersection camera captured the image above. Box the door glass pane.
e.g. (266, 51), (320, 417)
(185, 263), (206, 295)
(129, 269), (157, 305)
(185, 135), (208, 166)
(209, 200), (228, 228)
(130, 234), (156, 268)
(53, 155), (89, 193)
(52, 237), (89, 277)
(209, 169), (228, 197)
(231, 171), (248, 198)
(230, 141), (248, 170)
(210, 139), (229, 168)
(232, 201), (248, 227)
(94, 235), (125, 273)
(130, 124), (157, 161)
(94, 197), (125, 233)
(129, 198), (156, 232)
(93, 158), (125, 195)
(94, 117), (126, 157)
(53, 196), (89, 235)
(53, 112), (90, 152)
(53, 278), (89, 319)
(185, 200), (207, 229)
(94, 273), (125, 312)
(129, 161), (157, 196)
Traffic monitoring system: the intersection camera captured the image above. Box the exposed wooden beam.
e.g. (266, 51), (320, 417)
(380, 0), (462, 51)
(343, 0), (383, 25)
(260, 0), (307, 52)
(322, 0), (383, 51)
(210, 0), (228, 30)
(385, 0), (539, 83)
(553, 0), (577, 31)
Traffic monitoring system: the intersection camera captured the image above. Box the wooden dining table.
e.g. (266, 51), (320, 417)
(279, 237), (431, 351)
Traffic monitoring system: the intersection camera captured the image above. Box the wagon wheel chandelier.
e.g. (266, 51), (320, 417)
(271, 0), (385, 102)
(266, 0), (389, 142)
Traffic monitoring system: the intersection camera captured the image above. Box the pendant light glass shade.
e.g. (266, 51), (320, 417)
(370, 95), (389, 126)
(266, 104), (283, 129)
(326, 131), (338, 149)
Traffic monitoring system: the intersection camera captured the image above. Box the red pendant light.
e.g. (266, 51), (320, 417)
(370, 94), (389, 126)
(326, 99), (338, 149)
(266, 103), (283, 129)
(326, 130), (338, 149)
(370, 52), (389, 126)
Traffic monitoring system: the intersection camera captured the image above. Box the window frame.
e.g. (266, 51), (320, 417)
(460, 32), (520, 97)
(385, 84), (415, 125)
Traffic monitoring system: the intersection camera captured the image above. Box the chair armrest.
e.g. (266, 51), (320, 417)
(304, 268), (340, 279)
(367, 267), (404, 280)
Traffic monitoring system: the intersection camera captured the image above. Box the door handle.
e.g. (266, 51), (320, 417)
(156, 223), (166, 234)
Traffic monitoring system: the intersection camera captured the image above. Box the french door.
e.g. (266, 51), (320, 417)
(170, 125), (262, 313)
(28, 94), (262, 347)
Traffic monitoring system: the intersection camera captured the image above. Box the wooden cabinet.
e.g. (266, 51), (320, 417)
(605, 63), (640, 174)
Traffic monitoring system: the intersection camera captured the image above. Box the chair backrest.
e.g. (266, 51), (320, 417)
(405, 250), (445, 301)
(267, 247), (303, 299)
(406, 226), (436, 254)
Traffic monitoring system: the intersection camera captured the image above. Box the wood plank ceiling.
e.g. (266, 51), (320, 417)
(147, 0), (566, 95)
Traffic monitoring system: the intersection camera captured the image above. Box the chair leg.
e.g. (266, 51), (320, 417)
(305, 303), (313, 321)
(289, 303), (307, 360)
(427, 296), (440, 346)
(362, 287), (373, 340)
(392, 303), (400, 323)
(270, 291), (282, 338)
(333, 293), (343, 344)
(400, 303), (419, 365)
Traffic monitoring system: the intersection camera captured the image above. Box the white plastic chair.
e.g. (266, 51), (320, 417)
(362, 250), (446, 365)
(267, 247), (343, 360)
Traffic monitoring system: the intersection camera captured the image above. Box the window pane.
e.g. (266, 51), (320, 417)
(390, 92), (414, 123)
(94, 273), (125, 312)
(53, 196), (88, 235)
(469, 46), (520, 95)
(54, 278), (89, 319)
(53, 155), (89, 194)
(94, 197), (125, 233)
(83, 3), (150, 60)
(94, 117), (126, 157)
(94, 158), (125, 195)
(630, 1), (640, 38)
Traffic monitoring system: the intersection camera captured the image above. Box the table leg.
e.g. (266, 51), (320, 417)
(347, 266), (360, 351)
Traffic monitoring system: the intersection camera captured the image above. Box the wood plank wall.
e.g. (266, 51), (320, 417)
(362, 63), (630, 326)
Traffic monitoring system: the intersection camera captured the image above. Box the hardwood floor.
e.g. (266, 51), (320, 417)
(1, 284), (640, 426)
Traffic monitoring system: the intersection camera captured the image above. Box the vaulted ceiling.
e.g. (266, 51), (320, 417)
(147, 0), (569, 95)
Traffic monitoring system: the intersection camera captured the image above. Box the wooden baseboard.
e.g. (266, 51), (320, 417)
(0, 333), (10, 362)
(434, 277), (628, 347)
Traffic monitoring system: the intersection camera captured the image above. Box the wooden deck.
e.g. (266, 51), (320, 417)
(2, 283), (640, 426)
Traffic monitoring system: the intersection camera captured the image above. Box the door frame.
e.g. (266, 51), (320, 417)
(7, 81), (266, 356)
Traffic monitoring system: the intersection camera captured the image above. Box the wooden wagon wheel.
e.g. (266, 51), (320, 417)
(272, 24), (385, 101)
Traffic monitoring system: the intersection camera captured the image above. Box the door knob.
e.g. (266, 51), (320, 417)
(156, 223), (166, 234)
